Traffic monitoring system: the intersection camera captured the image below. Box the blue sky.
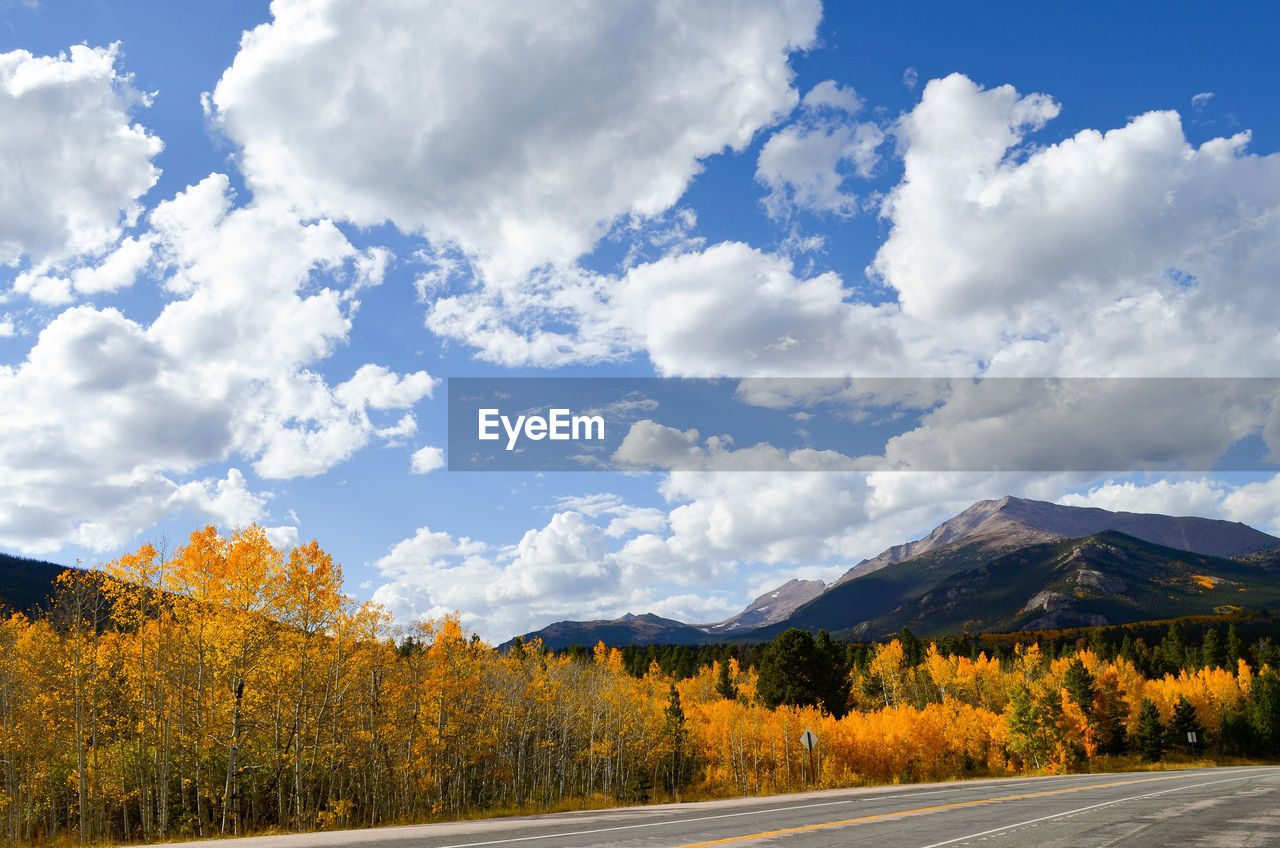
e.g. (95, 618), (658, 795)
(3, 1), (1280, 641)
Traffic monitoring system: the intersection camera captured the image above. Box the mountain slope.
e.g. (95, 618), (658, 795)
(986, 496), (1279, 557)
(0, 552), (73, 616)
(838, 495), (1279, 582)
(700, 578), (825, 634)
(779, 530), (1280, 640)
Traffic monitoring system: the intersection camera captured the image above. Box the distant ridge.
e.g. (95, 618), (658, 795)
(502, 612), (711, 651)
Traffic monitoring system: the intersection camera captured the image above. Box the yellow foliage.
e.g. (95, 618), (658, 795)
(1, 527), (1271, 846)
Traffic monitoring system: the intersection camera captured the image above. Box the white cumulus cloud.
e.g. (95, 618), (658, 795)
(610, 242), (902, 376)
(372, 512), (626, 640)
(874, 73), (1280, 378)
(756, 80), (885, 218)
(0, 44), (162, 270)
(410, 446), (445, 474)
(210, 0), (821, 282)
(0, 174), (435, 553)
(1059, 475), (1280, 536)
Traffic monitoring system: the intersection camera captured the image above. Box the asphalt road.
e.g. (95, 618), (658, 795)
(144, 766), (1280, 848)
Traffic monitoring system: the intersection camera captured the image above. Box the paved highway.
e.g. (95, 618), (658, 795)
(142, 766), (1280, 848)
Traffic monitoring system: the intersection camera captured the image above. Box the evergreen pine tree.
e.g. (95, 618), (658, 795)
(1119, 633), (1135, 660)
(1258, 638), (1280, 670)
(815, 629), (852, 718)
(662, 683), (690, 794)
(1063, 657), (1096, 711)
(900, 627), (923, 667)
(715, 659), (738, 701)
(1201, 628), (1223, 669)
(1226, 624), (1243, 666)
(1088, 628), (1111, 661)
(756, 629), (822, 711)
(1096, 675), (1128, 755)
(1246, 671), (1280, 756)
(1168, 695), (1205, 755)
(1136, 698), (1165, 761)
(1157, 624), (1187, 674)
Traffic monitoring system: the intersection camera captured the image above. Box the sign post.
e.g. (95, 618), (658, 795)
(800, 729), (818, 787)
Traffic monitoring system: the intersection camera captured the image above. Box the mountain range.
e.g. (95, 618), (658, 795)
(512, 496), (1280, 648)
(5, 497), (1280, 648)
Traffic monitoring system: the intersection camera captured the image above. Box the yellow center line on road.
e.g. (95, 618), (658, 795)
(667, 773), (1182, 848)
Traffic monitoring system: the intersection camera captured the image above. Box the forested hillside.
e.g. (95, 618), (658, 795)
(0, 552), (69, 616)
(2, 526), (1279, 846)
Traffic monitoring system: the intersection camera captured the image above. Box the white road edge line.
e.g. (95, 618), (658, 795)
(913, 769), (1273, 848)
(891, 772), (1117, 802)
